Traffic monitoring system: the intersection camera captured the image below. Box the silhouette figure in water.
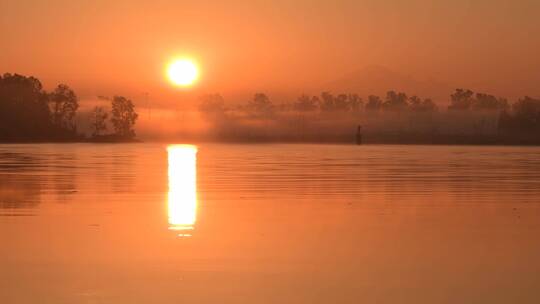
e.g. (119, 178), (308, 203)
(356, 125), (362, 145)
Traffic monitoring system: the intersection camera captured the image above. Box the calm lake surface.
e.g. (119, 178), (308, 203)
(1, 143), (540, 303)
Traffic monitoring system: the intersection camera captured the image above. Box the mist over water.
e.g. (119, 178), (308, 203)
(1, 143), (539, 303)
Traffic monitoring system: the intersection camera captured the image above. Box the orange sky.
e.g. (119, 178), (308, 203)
(1, 0), (539, 106)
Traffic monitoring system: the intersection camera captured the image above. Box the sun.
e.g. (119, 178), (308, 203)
(167, 59), (199, 86)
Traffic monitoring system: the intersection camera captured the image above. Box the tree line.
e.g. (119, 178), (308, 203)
(199, 91), (441, 115)
(198, 89), (540, 142)
(199, 89), (539, 115)
(0, 73), (138, 142)
(2, 72), (538, 143)
(200, 89), (539, 123)
(199, 91), (439, 115)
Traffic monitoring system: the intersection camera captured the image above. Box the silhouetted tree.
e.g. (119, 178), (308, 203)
(498, 96), (540, 135)
(348, 94), (363, 112)
(409, 95), (422, 108)
(421, 98), (437, 112)
(473, 93), (508, 111)
(513, 96), (540, 119)
(248, 93), (274, 116)
(49, 84), (78, 131)
(0, 73), (51, 140)
(365, 95), (382, 111)
(110, 96), (138, 138)
(320, 92), (335, 111)
(449, 89), (474, 110)
(294, 94), (318, 111)
(199, 94), (225, 114)
(410, 96), (437, 112)
(91, 106), (108, 136)
(335, 94), (349, 111)
(383, 91), (408, 111)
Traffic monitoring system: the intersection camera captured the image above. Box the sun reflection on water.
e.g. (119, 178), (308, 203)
(167, 145), (198, 237)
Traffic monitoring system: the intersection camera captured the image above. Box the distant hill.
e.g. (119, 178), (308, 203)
(324, 65), (452, 102)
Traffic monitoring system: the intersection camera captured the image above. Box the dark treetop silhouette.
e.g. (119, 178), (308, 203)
(197, 90), (540, 145)
(2, 73), (539, 144)
(0, 73), (138, 142)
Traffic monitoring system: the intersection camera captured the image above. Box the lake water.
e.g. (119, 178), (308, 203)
(1, 143), (540, 303)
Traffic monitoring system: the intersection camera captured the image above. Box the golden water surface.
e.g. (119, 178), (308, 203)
(0, 143), (539, 303)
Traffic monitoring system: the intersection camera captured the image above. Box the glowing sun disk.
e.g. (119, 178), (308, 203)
(167, 59), (198, 86)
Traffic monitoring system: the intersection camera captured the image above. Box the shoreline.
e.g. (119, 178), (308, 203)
(2, 138), (536, 147)
(0, 138), (142, 144)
